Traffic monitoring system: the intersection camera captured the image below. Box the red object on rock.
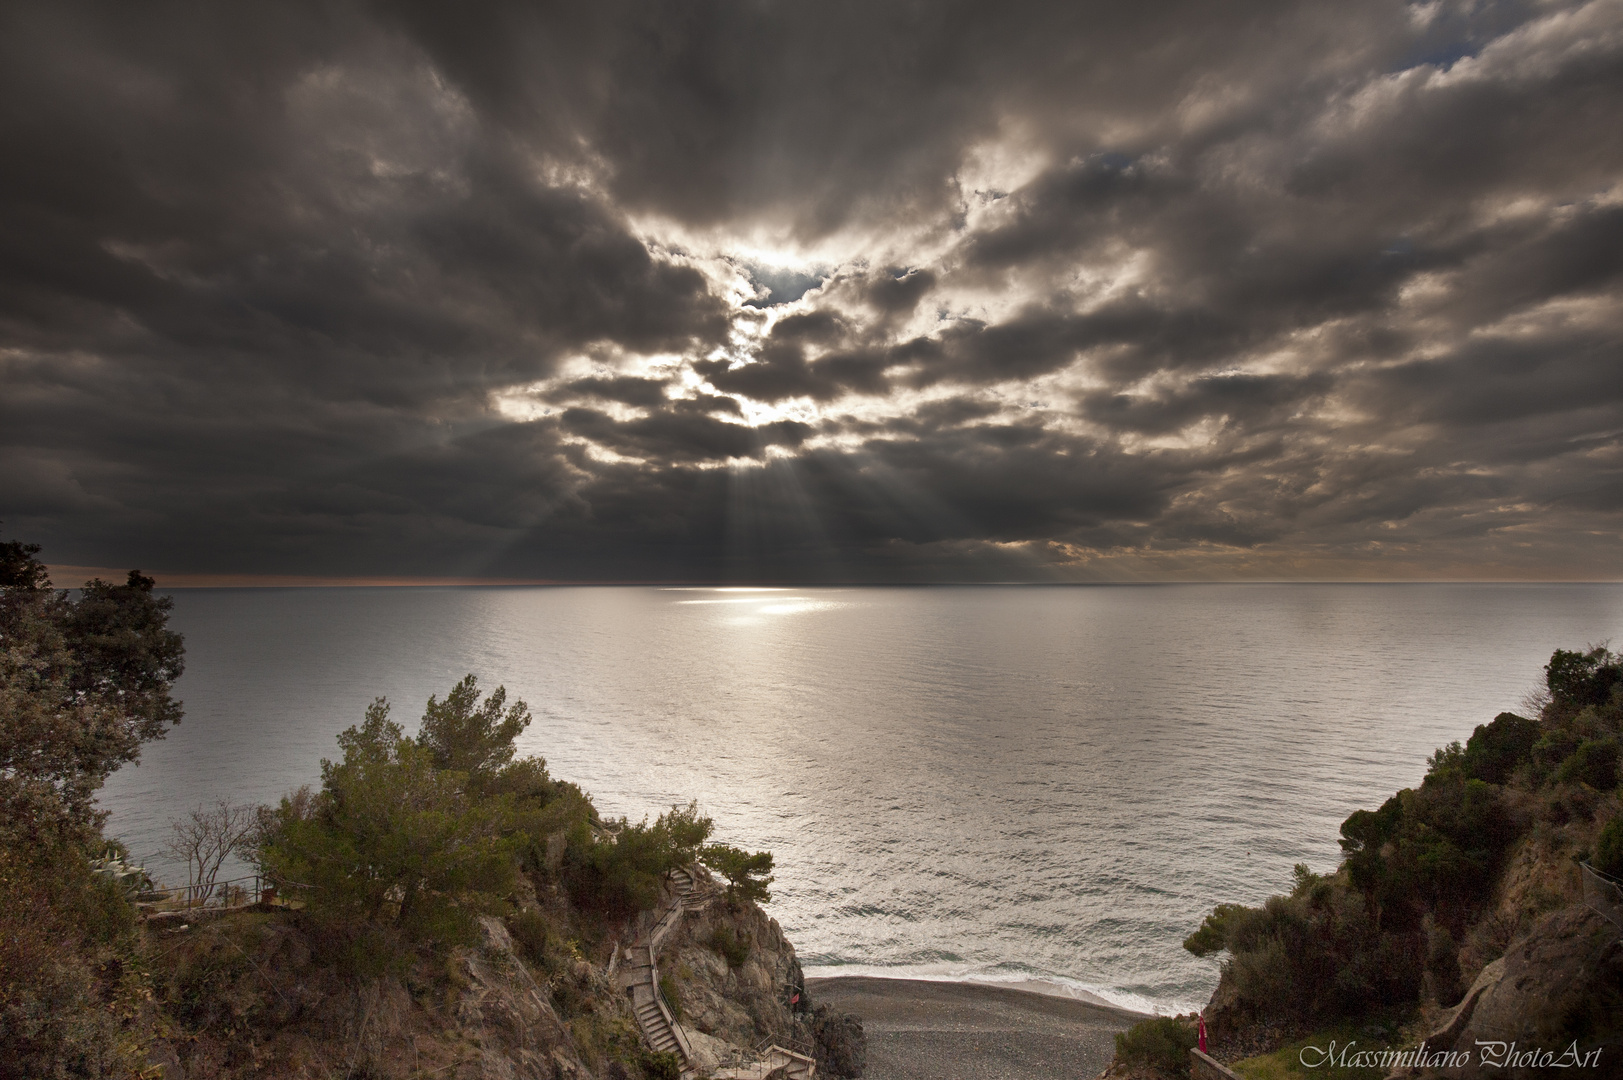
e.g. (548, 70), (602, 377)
(1198, 1014), (1207, 1053)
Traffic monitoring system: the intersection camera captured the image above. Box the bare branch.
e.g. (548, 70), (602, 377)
(162, 798), (257, 888)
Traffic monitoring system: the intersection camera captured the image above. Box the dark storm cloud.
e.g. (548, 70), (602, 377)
(546, 376), (673, 409)
(559, 408), (812, 464)
(2, 0), (1621, 580)
(1078, 372), (1334, 436)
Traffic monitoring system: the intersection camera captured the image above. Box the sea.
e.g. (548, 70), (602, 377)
(97, 583), (1623, 1015)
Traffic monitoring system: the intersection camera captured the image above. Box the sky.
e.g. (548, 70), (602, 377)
(2, 0), (1621, 584)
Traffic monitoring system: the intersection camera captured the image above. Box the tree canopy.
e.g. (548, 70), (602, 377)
(701, 843), (775, 906)
(416, 674), (531, 782)
(0, 538), (184, 840)
(257, 694), (523, 955)
(0, 537), (186, 1075)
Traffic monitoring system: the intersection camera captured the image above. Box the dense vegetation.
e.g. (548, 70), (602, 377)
(1, 538), (186, 1078)
(1114, 1016), (1199, 1078)
(1179, 645), (1623, 1037)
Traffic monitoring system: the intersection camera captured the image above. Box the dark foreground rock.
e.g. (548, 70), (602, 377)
(807, 1002), (869, 1077)
(1399, 905), (1623, 1079)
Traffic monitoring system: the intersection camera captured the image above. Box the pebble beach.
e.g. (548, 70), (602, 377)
(808, 976), (1148, 1080)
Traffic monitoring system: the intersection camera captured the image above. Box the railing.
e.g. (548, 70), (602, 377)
(756, 1035), (816, 1059)
(644, 944), (696, 1063)
(135, 874), (308, 913)
(1581, 861), (1623, 932)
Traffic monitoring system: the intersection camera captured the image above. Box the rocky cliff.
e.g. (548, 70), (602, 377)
(139, 864), (864, 1080)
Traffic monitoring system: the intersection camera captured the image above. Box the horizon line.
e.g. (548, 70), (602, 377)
(44, 564), (1623, 589)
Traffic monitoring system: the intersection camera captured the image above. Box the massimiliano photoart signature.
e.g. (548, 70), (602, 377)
(1300, 1040), (1606, 1071)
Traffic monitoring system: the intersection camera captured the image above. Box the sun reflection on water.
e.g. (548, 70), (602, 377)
(666, 588), (848, 621)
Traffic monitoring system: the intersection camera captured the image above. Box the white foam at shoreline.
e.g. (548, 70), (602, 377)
(801, 964), (1203, 1017)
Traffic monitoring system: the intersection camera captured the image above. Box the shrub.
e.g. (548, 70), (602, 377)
(1460, 713), (1539, 785)
(658, 973), (683, 1021)
(1559, 739), (1620, 790)
(639, 1049), (682, 1080)
(1594, 818), (1623, 879)
(709, 926), (751, 968)
(1532, 728), (1585, 782)
(1114, 1016), (1196, 1078)
(1425, 923), (1462, 1006)
(1341, 776), (1518, 929)
(0, 823), (143, 1078)
(0, 872), (133, 1078)
(1185, 877), (1422, 1026)
(507, 907), (550, 967)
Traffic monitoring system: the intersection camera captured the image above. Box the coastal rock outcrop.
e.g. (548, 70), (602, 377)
(656, 865), (867, 1075)
(1125, 651), (1623, 1080)
(804, 1003), (868, 1078)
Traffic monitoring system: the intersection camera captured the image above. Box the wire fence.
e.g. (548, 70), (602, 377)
(1581, 861), (1623, 932)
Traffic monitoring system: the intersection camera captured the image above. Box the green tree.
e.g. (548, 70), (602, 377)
(1, 541), (184, 837)
(1183, 902), (1249, 957)
(1545, 646), (1622, 715)
(565, 802), (715, 916)
(0, 538), (184, 1076)
(258, 698), (518, 954)
(416, 674), (531, 782)
(701, 843), (774, 906)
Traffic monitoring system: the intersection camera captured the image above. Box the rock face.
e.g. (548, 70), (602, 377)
(458, 915), (592, 1079)
(805, 1003), (868, 1078)
(661, 885), (805, 1049)
(145, 867), (863, 1078)
(658, 868), (867, 1076)
(1404, 905), (1623, 1079)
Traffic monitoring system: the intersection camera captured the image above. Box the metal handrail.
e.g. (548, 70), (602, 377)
(646, 945), (695, 1063)
(756, 1035), (816, 1058)
(137, 873), (261, 910)
(136, 872), (311, 912)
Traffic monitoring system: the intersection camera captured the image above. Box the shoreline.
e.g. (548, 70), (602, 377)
(802, 967), (1180, 1016)
(807, 975), (1149, 1080)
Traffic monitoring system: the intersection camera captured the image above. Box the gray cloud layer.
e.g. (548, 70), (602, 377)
(2, 0), (1620, 580)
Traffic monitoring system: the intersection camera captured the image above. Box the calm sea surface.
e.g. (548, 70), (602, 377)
(98, 584), (1623, 1013)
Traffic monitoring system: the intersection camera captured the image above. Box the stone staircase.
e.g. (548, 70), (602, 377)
(620, 865), (815, 1079)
